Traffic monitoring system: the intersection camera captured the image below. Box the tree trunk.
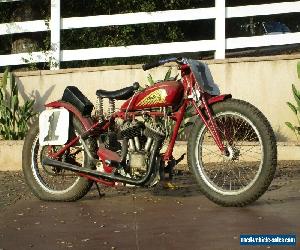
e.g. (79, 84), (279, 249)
(11, 1), (40, 71)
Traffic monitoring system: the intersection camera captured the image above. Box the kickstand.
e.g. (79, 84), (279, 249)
(94, 182), (105, 198)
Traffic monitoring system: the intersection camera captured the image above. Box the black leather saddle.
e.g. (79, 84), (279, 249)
(96, 82), (139, 100)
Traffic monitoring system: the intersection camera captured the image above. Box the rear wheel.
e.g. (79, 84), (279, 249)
(187, 99), (277, 206)
(22, 115), (96, 201)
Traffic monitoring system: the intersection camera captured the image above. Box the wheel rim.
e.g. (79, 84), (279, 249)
(194, 111), (264, 195)
(30, 134), (82, 194)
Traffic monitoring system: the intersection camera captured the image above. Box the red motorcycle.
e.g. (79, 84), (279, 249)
(22, 58), (277, 206)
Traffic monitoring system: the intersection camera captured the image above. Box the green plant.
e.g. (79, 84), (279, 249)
(146, 67), (174, 86)
(285, 62), (300, 139)
(0, 68), (37, 139)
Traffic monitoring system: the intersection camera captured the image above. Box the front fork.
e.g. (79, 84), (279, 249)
(163, 95), (226, 164)
(192, 96), (226, 154)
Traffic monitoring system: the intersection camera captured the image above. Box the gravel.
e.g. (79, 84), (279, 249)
(0, 161), (299, 210)
(0, 171), (33, 209)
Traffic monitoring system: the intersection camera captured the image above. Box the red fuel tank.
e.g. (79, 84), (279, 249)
(121, 81), (184, 111)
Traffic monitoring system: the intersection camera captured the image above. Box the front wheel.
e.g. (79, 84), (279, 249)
(187, 99), (277, 206)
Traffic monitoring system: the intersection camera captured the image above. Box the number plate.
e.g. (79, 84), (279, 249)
(39, 108), (69, 146)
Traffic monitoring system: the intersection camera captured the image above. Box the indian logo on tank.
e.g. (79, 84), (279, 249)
(137, 89), (168, 106)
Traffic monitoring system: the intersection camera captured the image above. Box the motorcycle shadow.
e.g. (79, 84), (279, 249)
(84, 172), (203, 200)
(150, 172), (202, 198)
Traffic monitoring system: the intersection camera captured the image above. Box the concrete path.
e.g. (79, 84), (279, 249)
(0, 171), (299, 250)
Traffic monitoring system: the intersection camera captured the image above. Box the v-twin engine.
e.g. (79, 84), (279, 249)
(119, 119), (164, 176)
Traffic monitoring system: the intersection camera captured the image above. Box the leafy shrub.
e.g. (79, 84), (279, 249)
(285, 62), (300, 139)
(0, 68), (36, 139)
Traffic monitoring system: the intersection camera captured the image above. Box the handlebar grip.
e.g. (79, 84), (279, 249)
(132, 82), (140, 90)
(142, 61), (161, 71)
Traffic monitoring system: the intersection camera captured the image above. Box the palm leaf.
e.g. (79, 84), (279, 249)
(12, 95), (19, 110)
(10, 75), (18, 97)
(287, 102), (297, 115)
(147, 74), (155, 86)
(0, 67), (9, 89)
(164, 68), (172, 81)
(285, 122), (295, 132)
(292, 84), (300, 108)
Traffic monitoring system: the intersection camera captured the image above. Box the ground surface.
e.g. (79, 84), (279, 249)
(0, 162), (299, 250)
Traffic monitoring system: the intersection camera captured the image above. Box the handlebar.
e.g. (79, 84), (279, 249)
(142, 57), (184, 71)
(132, 82), (140, 90)
(142, 61), (162, 71)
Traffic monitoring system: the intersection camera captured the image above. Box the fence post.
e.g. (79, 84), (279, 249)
(215, 0), (226, 59)
(50, 0), (61, 69)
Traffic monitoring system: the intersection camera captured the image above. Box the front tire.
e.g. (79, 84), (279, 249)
(22, 115), (96, 201)
(187, 99), (277, 206)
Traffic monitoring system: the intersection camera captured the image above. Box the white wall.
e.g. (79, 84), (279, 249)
(8, 54), (300, 142)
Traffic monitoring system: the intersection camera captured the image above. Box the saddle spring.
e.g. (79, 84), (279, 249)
(96, 96), (104, 117)
(96, 96), (116, 117)
(108, 99), (116, 116)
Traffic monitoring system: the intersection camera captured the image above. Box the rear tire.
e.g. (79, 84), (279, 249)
(22, 115), (96, 201)
(187, 99), (277, 206)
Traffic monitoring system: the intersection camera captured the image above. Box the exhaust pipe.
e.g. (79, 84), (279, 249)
(42, 140), (161, 186)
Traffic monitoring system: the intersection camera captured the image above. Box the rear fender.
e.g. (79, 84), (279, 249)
(45, 101), (93, 130)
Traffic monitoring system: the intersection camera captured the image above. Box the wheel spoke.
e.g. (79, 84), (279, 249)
(31, 133), (82, 193)
(195, 111), (263, 195)
(201, 147), (223, 158)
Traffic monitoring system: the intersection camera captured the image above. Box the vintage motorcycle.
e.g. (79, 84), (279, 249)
(22, 57), (277, 206)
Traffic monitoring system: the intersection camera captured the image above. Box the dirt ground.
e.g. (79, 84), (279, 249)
(0, 161), (299, 210)
(0, 162), (299, 250)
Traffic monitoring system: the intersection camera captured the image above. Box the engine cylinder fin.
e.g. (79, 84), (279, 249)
(120, 121), (145, 139)
(144, 124), (165, 140)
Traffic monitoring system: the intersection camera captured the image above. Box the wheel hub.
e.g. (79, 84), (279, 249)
(224, 146), (240, 161)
